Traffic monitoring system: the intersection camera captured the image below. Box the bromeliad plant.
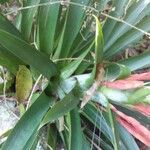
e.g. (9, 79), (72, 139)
(0, 0), (150, 149)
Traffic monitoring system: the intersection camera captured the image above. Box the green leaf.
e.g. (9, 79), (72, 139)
(0, 13), (22, 37)
(100, 86), (128, 103)
(82, 103), (114, 142)
(85, 129), (113, 150)
(81, 134), (91, 150)
(2, 93), (53, 150)
(23, 130), (39, 150)
(0, 30), (57, 79)
(0, 13), (25, 74)
(120, 50), (150, 71)
(0, 46), (25, 74)
(41, 86), (81, 127)
(112, 102), (150, 127)
(107, 104), (120, 150)
(105, 63), (131, 81)
(69, 108), (82, 150)
(94, 15), (104, 65)
(21, 0), (40, 40)
(104, 0), (150, 52)
(128, 87), (150, 104)
(53, 16), (67, 59)
(118, 124), (140, 150)
(61, 42), (94, 79)
(81, 16), (104, 88)
(38, 0), (60, 54)
(60, 0), (90, 59)
(47, 124), (57, 150)
(104, 16), (150, 58)
(103, 0), (129, 42)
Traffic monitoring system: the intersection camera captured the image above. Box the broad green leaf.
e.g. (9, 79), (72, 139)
(100, 86), (128, 103)
(90, 15), (104, 81)
(14, 12), (22, 30)
(53, 16), (67, 59)
(21, 0), (40, 40)
(0, 13), (25, 73)
(0, 30), (57, 79)
(107, 104), (120, 150)
(70, 33), (94, 57)
(47, 124), (57, 150)
(103, 0), (129, 42)
(85, 129), (113, 150)
(82, 103), (114, 142)
(59, 0), (90, 59)
(61, 42), (94, 79)
(81, 134), (91, 150)
(41, 86), (81, 127)
(2, 93), (53, 150)
(92, 91), (108, 107)
(120, 50), (150, 71)
(81, 16), (104, 89)
(0, 13), (22, 37)
(104, 0), (150, 51)
(69, 108), (82, 150)
(118, 124), (140, 150)
(94, 15), (104, 65)
(38, 0), (60, 54)
(23, 130), (39, 150)
(105, 63), (131, 81)
(128, 87), (150, 104)
(104, 16), (150, 58)
(0, 46), (25, 74)
(112, 102), (150, 127)
(143, 95), (150, 104)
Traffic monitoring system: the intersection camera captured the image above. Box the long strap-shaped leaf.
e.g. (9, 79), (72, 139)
(119, 50), (150, 71)
(0, 29), (57, 79)
(38, 0), (60, 54)
(41, 86), (81, 127)
(104, 16), (150, 58)
(21, 0), (40, 40)
(0, 13), (25, 73)
(104, 0), (150, 51)
(60, 0), (90, 59)
(69, 108), (82, 150)
(2, 93), (52, 150)
(0, 13), (22, 38)
(0, 46), (25, 74)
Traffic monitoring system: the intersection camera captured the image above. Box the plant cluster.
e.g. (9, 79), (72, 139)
(0, 0), (150, 149)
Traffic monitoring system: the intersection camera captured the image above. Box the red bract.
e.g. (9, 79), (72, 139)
(112, 105), (150, 147)
(126, 72), (150, 81)
(103, 80), (144, 90)
(103, 71), (150, 90)
(131, 104), (150, 116)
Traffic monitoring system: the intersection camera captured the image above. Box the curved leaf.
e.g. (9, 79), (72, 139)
(38, 0), (60, 54)
(0, 30), (57, 79)
(69, 108), (82, 150)
(41, 86), (81, 127)
(2, 93), (53, 150)
(120, 50), (150, 71)
(21, 0), (40, 40)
